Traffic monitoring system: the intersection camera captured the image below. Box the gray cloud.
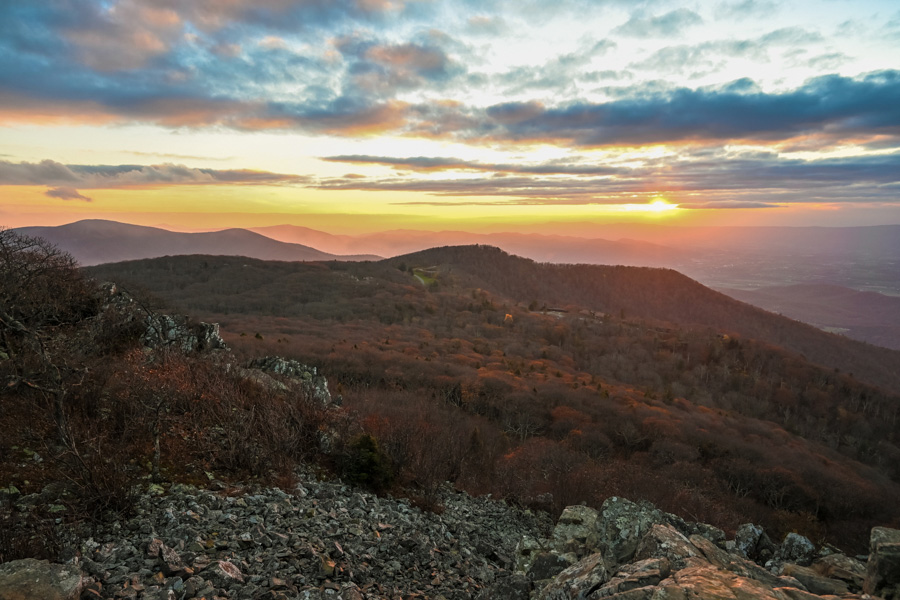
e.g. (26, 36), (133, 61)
(0, 160), (308, 188)
(715, 0), (779, 19)
(45, 187), (92, 202)
(314, 151), (900, 206)
(614, 9), (703, 38)
(630, 27), (827, 76)
(450, 70), (900, 147)
(321, 154), (625, 175)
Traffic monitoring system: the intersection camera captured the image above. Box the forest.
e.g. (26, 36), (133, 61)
(82, 247), (900, 553)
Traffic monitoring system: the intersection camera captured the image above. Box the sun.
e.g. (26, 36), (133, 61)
(621, 198), (680, 214)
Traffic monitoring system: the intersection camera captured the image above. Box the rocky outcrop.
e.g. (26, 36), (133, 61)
(1, 484), (896, 600)
(528, 500), (894, 600)
(0, 558), (83, 600)
(246, 356), (333, 405)
(142, 314), (226, 353)
(99, 282), (227, 354)
(4, 479), (548, 600)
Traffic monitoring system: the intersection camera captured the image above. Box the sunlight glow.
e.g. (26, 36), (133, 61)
(621, 199), (680, 214)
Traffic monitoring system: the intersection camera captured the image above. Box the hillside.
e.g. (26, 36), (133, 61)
(721, 284), (900, 351)
(5, 228), (900, 600)
(14, 220), (379, 266)
(86, 248), (900, 552)
(389, 245), (900, 392)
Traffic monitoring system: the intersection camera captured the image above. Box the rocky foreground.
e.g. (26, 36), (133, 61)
(1, 477), (898, 600)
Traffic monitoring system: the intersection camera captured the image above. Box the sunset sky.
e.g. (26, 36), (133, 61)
(1, 0), (899, 233)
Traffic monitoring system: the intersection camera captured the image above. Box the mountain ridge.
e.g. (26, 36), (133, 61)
(386, 245), (900, 392)
(14, 220), (381, 266)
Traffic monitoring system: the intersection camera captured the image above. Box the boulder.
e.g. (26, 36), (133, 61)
(664, 563), (785, 600)
(552, 505), (601, 555)
(536, 553), (608, 600)
(810, 553), (866, 592)
(735, 523), (765, 559)
(0, 558), (83, 600)
(776, 533), (816, 566)
(865, 526), (900, 599)
(689, 535), (784, 589)
(528, 552), (577, 581)
(588, 557), (671, 598)
(597, 497), (666, 567)
(633, 524), (700, 571)
(781, 563), (849, 596)
(514, 535), (545, 574)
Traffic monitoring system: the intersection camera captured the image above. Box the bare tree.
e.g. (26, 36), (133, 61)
(0, 227), (97, 443)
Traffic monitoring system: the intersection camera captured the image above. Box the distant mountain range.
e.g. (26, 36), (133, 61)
(250, 225), (687, 267)
(13, 219), (900, 351)
(14, 220), (380, 266)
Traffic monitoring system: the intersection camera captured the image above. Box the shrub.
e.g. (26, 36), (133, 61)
(341, 434), (394, 493)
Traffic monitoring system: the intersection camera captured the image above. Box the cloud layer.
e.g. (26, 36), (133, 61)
(2, 0), (900, 214)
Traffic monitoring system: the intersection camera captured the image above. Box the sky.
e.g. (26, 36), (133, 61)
(1, 0), (899, 233)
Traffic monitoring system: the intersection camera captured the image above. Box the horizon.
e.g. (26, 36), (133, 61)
(2, 1), (900, 232)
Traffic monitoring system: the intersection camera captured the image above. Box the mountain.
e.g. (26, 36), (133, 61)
(251, 225), (687, 267)
(255, 223), (900, 294)
(388, 245), (900, 392)
(14, 220), (380, 266)
(720, 284), (900, 351)
(84, 247), (900, 552)
(4, 228), (900, 600)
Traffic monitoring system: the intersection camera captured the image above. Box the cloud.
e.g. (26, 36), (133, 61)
(0, 160), (309, 188)
(314, 151), (900, 206)
(614, 9), (703, 38)
(758, 27), (823, 46)
(44, 187), (92, 202)
(321, 154), (625, 175)
(678, 201), (781, 209)
(715, 0), (779, 19)
(452, 70), (900, 147)
(628, 26), (824, 76)
(344, 40), (458, 94)
(490, 38), (619, 94)
(0, 0), (896, 157)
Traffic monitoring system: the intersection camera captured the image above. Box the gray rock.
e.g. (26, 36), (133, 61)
(142, 314), (226, 353)
(536, 552), (608, 600)
(0, 558), (83, 600)
(735, 523), (765, 559)
(247, 356), (332, 405)
(776, 533), (816, 566)
(596, 497), (665, 567)
(528, 552), (576, 581)
(810, 552), (866, 591)
(589, 557), (671, 599)
(514, 535), (545, 574)
(633, 524), (699, 571)
(781, 563), (850, 596)
(865, 526), (900, 599)
(553, 505), (601, 556)
(689, 534), (784, 589)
